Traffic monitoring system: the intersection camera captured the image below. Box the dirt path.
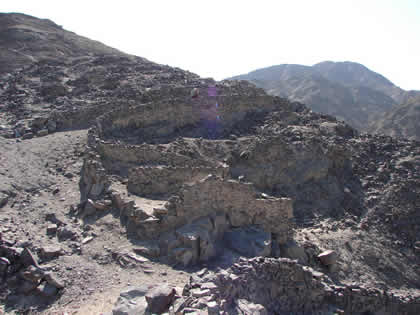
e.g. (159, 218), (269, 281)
(0, 130), (190, 314)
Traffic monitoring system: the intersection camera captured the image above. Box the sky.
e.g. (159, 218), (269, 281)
(3, 0), (420, 90)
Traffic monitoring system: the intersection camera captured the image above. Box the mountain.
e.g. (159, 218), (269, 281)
(0, 12), (202, 135)
(229, 61), (402, 131)
(0, 12), (123, 76)
(369, 93), (420, 140)
(313, 61), (405, 101)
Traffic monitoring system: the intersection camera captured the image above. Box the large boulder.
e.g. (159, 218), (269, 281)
(317, 250), (338, 266)
(112, 286), (149, 315)
(145, 284), (176, 314)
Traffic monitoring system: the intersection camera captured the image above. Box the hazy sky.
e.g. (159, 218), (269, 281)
(3, 0), (420, 90)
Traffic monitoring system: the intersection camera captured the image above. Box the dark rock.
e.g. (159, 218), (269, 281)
(46, 224), (58, 235)
(22, 132), (34, 139)
(37, 282), (58, 297)
(0, 192), (8, 208)
(47, 120), (57, 132)
(19, 280), (40, 294)
(45, 212), (64, 225)
(20, 247), (39, 267)
(64, 172), (74, 178)
(0, 256), (9, 275)
(39, 245), (62, 259)
(145, 284), (176, 314)
(44, 272), (64, 289)
(57, 226), (77, 241)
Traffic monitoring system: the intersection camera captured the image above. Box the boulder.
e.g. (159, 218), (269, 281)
(145, 284), (176, 314)
(39, 245), (62, 259)
(224, 225), (271, 257)
(317, 250), (338, 266)
(112, 286), (149, 315)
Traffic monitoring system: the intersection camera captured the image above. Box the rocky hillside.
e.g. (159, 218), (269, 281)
(0, 13), (123, 76)
(369, 93), (420, 140)
(229, 61), (407, 131)
(313, 61), (405, 101)
(0, 13), (419, 314)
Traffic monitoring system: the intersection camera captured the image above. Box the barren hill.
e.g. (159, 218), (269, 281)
(0, 12), (123, 76)
(369, 93), (420, 140)
(229, 61), (406, 131)
(0, 13), (419, 314)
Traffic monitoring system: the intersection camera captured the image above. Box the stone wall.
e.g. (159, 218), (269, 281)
(171, 175), (293, 243)
(96, 142), (208, 175)
(179, 257), (420, 314)
(127, 165), (228, 197)
(95, 91), (289, 143)
(108, 175), (293, 265)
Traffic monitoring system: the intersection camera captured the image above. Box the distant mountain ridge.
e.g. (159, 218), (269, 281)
(229, 61), (419, 139)
(368, 93), (420, 140)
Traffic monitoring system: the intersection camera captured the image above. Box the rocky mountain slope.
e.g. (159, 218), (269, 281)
(0, 13), (419, 314)
(369, 93), (420, 140)
(229, 61), (418, 134)
(0, 13), (123, 76)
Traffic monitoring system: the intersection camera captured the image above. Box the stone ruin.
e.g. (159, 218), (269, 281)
(110, 257), (420, 314)
(74, 81), (420, 313)
(78, 80), (360, 266)
(79, 82), (297, 265)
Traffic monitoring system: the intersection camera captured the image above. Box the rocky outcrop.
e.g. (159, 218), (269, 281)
(0, 235), (64, 303)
